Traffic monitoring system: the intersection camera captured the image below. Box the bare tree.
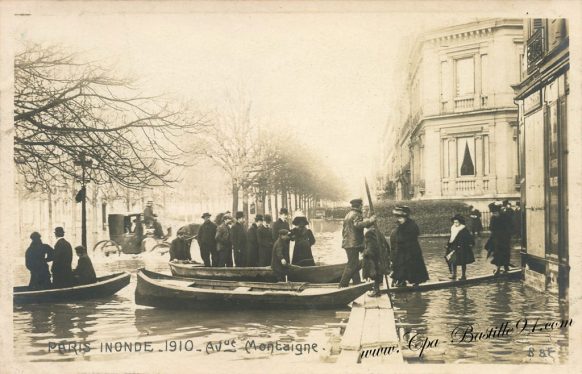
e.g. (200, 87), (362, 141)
(14, 42), (209, 192)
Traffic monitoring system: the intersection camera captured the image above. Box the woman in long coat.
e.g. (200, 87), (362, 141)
(389, 206), (429, 287)
(290, 215), (316, 266)
(25, 232), (54, 290)
(257, 215), (274, 267)
(446, 214), (475, 280)
(487, 203), (512, 274)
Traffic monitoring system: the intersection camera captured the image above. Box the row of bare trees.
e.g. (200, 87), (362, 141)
(14, 42), (345, 216)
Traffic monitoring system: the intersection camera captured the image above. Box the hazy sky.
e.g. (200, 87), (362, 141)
(13, 7), (466, 198)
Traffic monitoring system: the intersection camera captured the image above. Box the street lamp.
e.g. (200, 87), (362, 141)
(74, 153), (93, 248)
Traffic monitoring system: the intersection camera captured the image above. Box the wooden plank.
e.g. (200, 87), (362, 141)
(340, 306), (365, 350)
(360, 308), (381, 347)
(386, 269), (522, 294)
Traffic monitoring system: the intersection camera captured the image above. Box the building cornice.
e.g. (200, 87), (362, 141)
(423, 18), (523, 44)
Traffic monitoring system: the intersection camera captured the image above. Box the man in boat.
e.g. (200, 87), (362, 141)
(232, 211), (248, 267)
(170, 230), (192, 262)
(258, 214), (274, 266)
(339, 198), (376, 288)
(272, 208), (291, 262)
(215, 214), (234, 267)
(246, 214), (261, 267)
(73, 245), (97, 285)
(25, 232), (54, 290)
(197, 212), (217, 267)
(51, 226), (74, 288)
(362, 226), (390, 297)
(271, 229), (291, 281)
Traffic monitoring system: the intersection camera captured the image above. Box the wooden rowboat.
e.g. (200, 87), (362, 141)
(135, 268), (372, 310)
(14, 272), (131, 304)
(385, 269), (522, 294)
(168, 262), (346, 283)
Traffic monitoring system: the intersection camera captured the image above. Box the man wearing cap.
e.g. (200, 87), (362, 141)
(170, 230), (192, 262)
(51, 226), (74, 288)
(272, 208), (291, 262)
(258, 214), (274, 266)
(271, 229), (291, 281)
(215, 214), (234, 267)
(339, 198), (376, 288)
(246, 215), (262, 267)
(73, 245), (97, 285)
(197, 213), (217, 267)
(232, 211), (247, 267)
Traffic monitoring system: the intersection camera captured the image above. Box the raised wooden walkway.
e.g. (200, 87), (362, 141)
(337, 291), (403, 364)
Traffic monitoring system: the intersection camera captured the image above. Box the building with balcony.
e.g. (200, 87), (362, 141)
(379, 19), (523, 209)
(513, 19), (569, 299)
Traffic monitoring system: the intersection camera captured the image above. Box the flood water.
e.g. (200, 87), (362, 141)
(13, 219), (569, 364)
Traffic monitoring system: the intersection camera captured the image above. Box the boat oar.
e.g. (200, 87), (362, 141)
(364, 178), (392, 302)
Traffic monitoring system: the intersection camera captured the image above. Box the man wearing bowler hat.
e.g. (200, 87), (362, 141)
(339, 198), (376, 288)
(51, 226), (74, 288)
(197, 213), (217, 267)
(232, 211), (247, 267)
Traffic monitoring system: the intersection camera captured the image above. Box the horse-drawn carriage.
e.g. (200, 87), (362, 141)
(93, 213), (172, 256)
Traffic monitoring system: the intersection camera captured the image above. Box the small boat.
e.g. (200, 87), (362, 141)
(168, 262), (346, 283)
(135, 268), (372, 310)
(14, 272), (131, 304)
(385, 269), (522, 294)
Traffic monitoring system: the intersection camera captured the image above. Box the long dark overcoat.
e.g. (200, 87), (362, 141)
(271, 238), (290, 279)
(257, 225), (274, 267)
(489, 214), (512, 267)
(25, 241), (53, 289)
(389, 219), (429, 284)
(291, 227), (316, 266)
(246, 223), (259, 267)
(73, 255), (97, 285)
(52, 238), (74, 288)
(446, 227), (475, 266)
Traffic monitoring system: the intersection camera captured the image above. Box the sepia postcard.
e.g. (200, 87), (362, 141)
(0, 1), (580, 373)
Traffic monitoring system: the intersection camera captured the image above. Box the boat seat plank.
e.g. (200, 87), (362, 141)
(233, 287), (251, 292)
(340, 306), (365, 350)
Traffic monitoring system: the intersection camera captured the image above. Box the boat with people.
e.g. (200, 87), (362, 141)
(14, 272), (131, 304)
(385, 269), (522, 294)
(135, 268), (372, 310)
(168, 261), (346, 283)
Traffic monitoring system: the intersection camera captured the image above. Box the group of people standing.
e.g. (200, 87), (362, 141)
(171, 207), (316, 273)
(25, 227), (97, 290)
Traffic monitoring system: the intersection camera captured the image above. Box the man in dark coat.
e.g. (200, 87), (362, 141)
(246, 215), (261, 267)
(258, 214), (274, 266)
(231, 211), (247, 267)
(339, 198), (376, 287)
(25, 232), (53, 290)
(271, 229), (291, 281)
(272, 208), (291, 262)
(143, 200), (155, 226)
(215, 215), (233, 267)
(487, 202), (513, 274)
(73, 245), (97, 285)
(197, 213), (217, 266)
(389, 206), (429, 287)
(169, 232), (191, 261)
(467, 205), (483, 237)
(51, 227), (74, 288)
(362, 226), (390, 297)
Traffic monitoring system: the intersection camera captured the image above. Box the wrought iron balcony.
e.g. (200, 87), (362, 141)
(527, 28), (545, 74)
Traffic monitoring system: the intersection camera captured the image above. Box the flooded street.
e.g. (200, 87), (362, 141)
(13, 220), (568, 364)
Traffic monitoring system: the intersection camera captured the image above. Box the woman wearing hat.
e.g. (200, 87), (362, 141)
(446, 214), (475, 280)
(25, 232), (54, 290)
(290, 212), (316, 266)
(389, 206), (429, 287)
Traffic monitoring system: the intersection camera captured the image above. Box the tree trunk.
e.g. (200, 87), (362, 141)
(48, 188), (53, 235)
(274, 189), (279, 219)
(267, 189), (272, 216)
(232, 182), (239, 214)
(261, 190), (267, 215)
(281, 188), (287, 209)
(242, 188), (249, 228)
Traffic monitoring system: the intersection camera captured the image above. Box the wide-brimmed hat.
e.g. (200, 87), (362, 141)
(451, 214), (466, 224)
(350, 198), (363, 207)
(392, 206), (411, 217)
(255, 214), (264, 222)
(201, 212), (211, 219)
(292, 210), (309, 226)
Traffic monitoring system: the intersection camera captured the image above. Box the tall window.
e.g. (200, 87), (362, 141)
(455, 57), (474, 97)
(481, 54), (488, 94)
(457, 137), (476, 176)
